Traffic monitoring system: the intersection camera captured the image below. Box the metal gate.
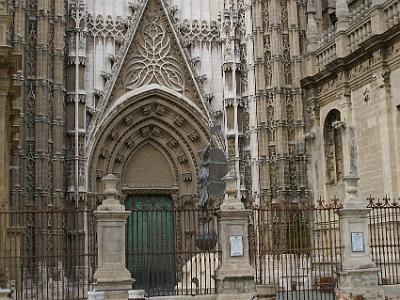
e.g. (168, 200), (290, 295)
(368, 196), (400, 285)
(0, 209), (97, 300)
(250, 199), (342, 300)
(125, 195), (220, 297)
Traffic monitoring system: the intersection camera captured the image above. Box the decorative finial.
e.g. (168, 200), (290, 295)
(336, 0), (350, 32)
(306, 0), (318, 52)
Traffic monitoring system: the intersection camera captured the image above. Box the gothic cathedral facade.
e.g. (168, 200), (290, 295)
(1, 0), (400, 211)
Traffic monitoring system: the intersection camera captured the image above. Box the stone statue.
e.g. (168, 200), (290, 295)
(198, 142), (211, 207)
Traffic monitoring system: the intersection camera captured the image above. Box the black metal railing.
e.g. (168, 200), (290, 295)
(250, 199), (342, 300)
(0, 209), (97, 300)
(125, 202), (220, 297)
(368, 196), (400, 285)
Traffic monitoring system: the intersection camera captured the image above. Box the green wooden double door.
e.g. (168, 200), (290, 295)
(125, 195), (176, 296)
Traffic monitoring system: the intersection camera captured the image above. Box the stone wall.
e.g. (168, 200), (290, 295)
(303, 1), (400, 203)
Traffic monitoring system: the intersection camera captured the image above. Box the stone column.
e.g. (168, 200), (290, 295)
(337, 176), (384, 300)
(216, 173), (255, 300)
(93, 174), (133, 299)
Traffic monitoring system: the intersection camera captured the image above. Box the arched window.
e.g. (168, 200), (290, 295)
(324, 109), (344, 185)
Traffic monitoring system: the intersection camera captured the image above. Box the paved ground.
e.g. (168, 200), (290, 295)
(278, 291), (335, 300)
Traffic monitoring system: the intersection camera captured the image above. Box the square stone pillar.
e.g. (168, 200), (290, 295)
(93, 174), (133, 299)
(216, 174), (255, 300)
(337, 176), (384, 300)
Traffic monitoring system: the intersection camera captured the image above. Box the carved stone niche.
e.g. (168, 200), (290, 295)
(323, 109), (344, 186)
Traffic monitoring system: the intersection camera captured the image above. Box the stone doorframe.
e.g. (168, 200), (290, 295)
(87, 85), (214, 198)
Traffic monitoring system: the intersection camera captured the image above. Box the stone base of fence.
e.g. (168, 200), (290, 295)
(337, 268), (384, 300)
(382, 284), (400, 300)
(149, 296), (217, 300)
(256, 285), (276, 300)
(217, 293), (256, 300)
(128, 290), (145, 300)
(0, 289), (11, 300)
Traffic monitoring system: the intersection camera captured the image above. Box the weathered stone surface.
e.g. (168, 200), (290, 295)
(338, 269), (384, 300)
(92, 175), (133, 299)
(0, 289), (11, 300)
(215, 175), (255, 296)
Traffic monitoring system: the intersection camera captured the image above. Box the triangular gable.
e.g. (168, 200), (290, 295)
(89, 0), (212, 137)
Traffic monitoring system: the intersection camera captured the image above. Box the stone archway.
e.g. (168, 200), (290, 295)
(87, 86), (213, 201)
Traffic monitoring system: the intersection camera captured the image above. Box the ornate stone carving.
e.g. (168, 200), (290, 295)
(167, 138), (178, 148)
(188, 130), (199, 142)
(122, 13), (184, 91)
(116, 153), (125, 163)
(142, 104), (153, 115)
(140, 126), (150, 136)
(179, 19), (220, 44)
(87, 0), (213, 142)
(124, 114), (134, 125)
(183, 172), (192, 182)
(87, 14), (129, 40)
(125, 138), (135, 148)
(100, 148), (110, 159)
(155, 104), (167, 115)
(177, 153), (188, 164)
(174, 116), (185, 127)
(324, 110), (344, 185)
(109, 129), (119, 140)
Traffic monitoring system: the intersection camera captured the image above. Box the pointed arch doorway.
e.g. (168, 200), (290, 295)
(87, 86), (218, 296)
(125, 194), (176, 296)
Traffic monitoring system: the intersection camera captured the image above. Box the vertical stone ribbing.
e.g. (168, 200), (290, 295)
(66, 0), (86, 206)
(53, 0), (66, 207)
(23, 0), (38, 208)
(17, 0), (65, 210)
(253, 0), (307, 205)
(9, 0), (25, 211)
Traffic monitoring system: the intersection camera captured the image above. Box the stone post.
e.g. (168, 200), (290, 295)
(93, 174), (133, 299)
(335, 0), (350, 58)
(337, 175), (383, 300)
(216, 173), (255, 300)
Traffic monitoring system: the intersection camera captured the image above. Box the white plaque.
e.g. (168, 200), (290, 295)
(230, 235), (243, 257)
(351, 232), (364, 252)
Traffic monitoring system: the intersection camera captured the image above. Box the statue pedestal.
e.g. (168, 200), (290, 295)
(92, 175), (133, 299)
(336, 176), (384, 300)
(216, 174), (255, 300)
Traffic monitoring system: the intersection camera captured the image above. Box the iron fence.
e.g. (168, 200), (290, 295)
(250, 199), (342, 300)
(0, 209), (97, 300)
(368, 196), (400, 285)
(125, 200), (220, 297)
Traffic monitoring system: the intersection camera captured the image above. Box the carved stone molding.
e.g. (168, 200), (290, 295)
(87, 0), (214, 141)
(178, 19), (220, 44)
(88, 91), (213, 198)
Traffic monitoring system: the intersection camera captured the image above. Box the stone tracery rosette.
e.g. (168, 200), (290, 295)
(123, 14), (184, 91)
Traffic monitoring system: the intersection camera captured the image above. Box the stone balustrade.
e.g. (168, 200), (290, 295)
(312, 0), (400, 74)
(383, 0), (400, 28)
(319, 26), (336, 47)
(349, 0), (373, 23)
(348, 19), (372, 53)
(316, 43), (337, 72)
